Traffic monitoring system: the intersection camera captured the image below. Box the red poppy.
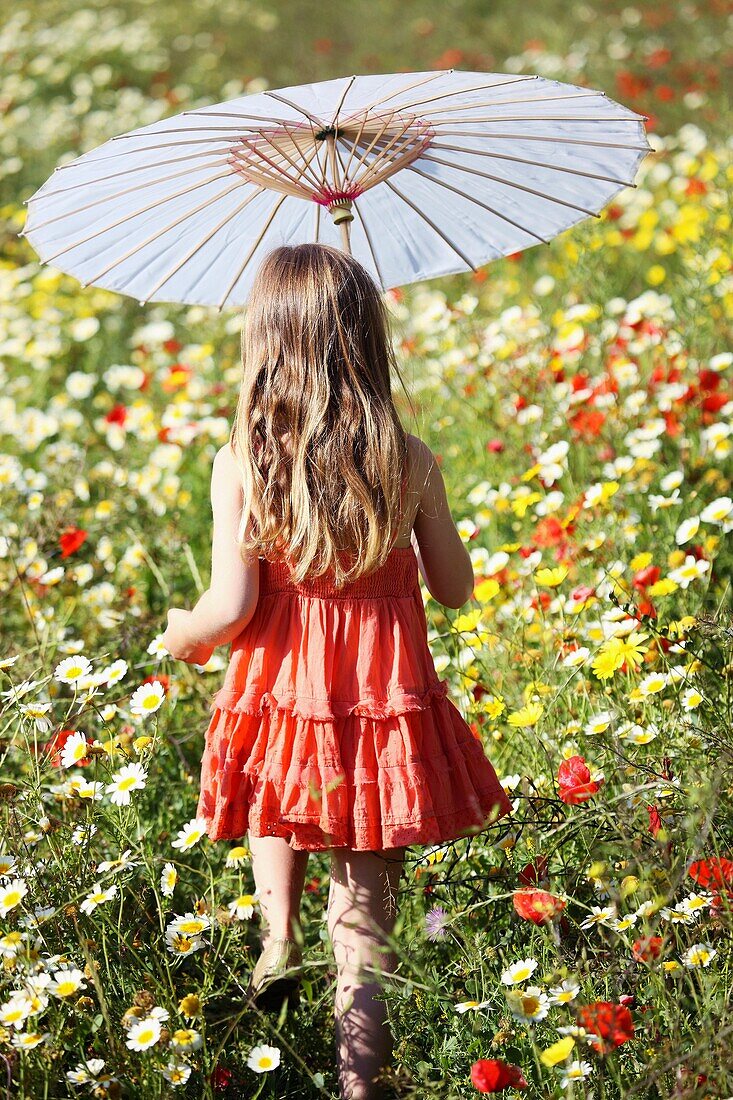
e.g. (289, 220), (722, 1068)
(647, 804), (663, 836)
(688, 856), (733, 906)
(557, 756), (600, 804)
(470, 1059), (527, 1092)
(577, 1002), (635, 1053)
(632, 936), (663, 963)
(688, 856), (733, 892)
(210, 1065), (233, 1091)
(59, 527), (88, 559)
(518, 856), (549, 886)
(512, 888), (566, 924)
(105, 404), (128, 426)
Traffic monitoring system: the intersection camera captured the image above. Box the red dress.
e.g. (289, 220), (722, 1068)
(196, 532), (513, 851)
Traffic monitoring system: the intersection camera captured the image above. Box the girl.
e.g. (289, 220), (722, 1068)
(161, 243), (513, 1100)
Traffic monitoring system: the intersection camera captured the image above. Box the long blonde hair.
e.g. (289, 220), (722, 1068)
(230, 243), (410, 589)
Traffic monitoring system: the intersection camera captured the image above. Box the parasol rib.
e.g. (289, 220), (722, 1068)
(333, 138), (386, 286)
(383, 177), (478, 271)
(217, 191), (291, 311)
(76, 181), (255, 287)
(387, 74), (547, 113)
(429, 141), (638, 187)
(136, 187), (269, 303)
(32, 170), (237, 264)
(408, 92), (613, 118)
(28, 147), (233, 197)
(404, 163), (549, 245)
(25, 159), (233, 233)
(414, 152), (613, 217)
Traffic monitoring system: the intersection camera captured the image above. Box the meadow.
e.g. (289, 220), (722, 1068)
(1, 1), (732, 1097)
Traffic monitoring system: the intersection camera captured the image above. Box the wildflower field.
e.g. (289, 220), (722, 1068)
(1, 1), (732, 1097)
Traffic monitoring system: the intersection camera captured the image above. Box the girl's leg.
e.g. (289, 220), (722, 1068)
(248, 834), (310, 948)
(327, 846), (406, 1100)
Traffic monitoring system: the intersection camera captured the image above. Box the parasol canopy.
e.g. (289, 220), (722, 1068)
(21, 69), (654, 310)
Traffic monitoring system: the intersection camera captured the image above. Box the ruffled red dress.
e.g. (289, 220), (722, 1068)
(196, 537), (513, 852)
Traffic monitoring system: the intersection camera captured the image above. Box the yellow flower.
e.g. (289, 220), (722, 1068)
(540, 1035), (575, 1067)
(646, 265), (666, 286)
(507, 702), (543, 728)
(592, 647), (626, 681)
(178, 994), (201, 1018)
(534, 566), (569, 587)
(474, 578), (500, 602)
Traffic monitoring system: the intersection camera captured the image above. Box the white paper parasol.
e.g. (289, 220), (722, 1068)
(21, 69), (653, 310)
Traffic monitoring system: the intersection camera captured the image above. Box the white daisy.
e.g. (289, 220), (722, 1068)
(227, 894), (257, 921)
(549, 978), (580, 1005)
(54, 655), (93, 685)
(247, 1043), (281, 1073)
(79, 883), (118, 916)
(171, 818), (207, 851)
(59, 732), (91, 769)
(10, 1031), (49, 1050)
(129, 681), (166, 718)
(0, 879), (28, 917)
(225, 846), (250, 867)
(101, 659), (128, 686)
(167, 913), (211, 937)
(165, 930), (205, 957)
(105, 763), (147, 806)
(455, 999), (492, 1013)
(66, 1059), (108, 1085)
(560, 1060), (593, 1088)
(169, 1027), (203, 1052)
(126, 1015), (162, 1051)
(501, 958), (538, 985)
(506, 985), (550, 1023)
(48, 968), (87, 999)
(681, 943), (717, 969)
(97, 849), (139, 874)
(0, 994), (33, 1030)
(161, 1059), (192, 1086)
(0, 853), (17, 875)
(160, 863), (178, 897)
(580, 904), (617, 929)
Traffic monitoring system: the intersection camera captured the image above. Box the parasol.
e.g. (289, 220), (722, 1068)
(21, 69), (653, 310)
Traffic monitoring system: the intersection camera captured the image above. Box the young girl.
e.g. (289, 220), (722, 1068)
(161, 243), (513, 1100)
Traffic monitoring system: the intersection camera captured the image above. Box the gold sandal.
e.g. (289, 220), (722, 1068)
(245, 938), (303, 1010)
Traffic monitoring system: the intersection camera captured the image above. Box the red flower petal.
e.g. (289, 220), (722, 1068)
(470, 1059), (528, 1092)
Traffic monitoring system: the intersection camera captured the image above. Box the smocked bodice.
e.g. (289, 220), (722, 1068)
(258, 545), (418, 600)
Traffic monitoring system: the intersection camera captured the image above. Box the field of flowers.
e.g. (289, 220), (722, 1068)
(1, 1), (732, 1097)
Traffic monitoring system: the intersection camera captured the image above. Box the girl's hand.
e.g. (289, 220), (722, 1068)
(161, 609), (214, 666)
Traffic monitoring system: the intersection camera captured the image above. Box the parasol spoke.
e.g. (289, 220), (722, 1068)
(427, 113), (648, 125)
(427, 128), (652, 152)
(333, 138), (386, 286)
(330, 75), (358, 129)
(415, 92), (617, 117)
(383, 177), (479, 272)
(404, 163), (550, 245)
(429, 141), (639, 187)
(30, 147), (234, 198)
(138, 186), (268, 303)
(263, 90), (325, 128)
(217, 192), (291, 311)
(25, 159), (233, 233)
(77, 181), (257, 289)
(83, 185), (265, 297)
(30, 169), (238, 264)
(352, 70), (452, 116)
(385, 73), (540, 113)
(414, 151), (606, 218)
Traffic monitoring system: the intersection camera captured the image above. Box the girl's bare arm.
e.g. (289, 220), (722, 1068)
(163, 443), (260, 656)
(410, 437), (475, 609)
